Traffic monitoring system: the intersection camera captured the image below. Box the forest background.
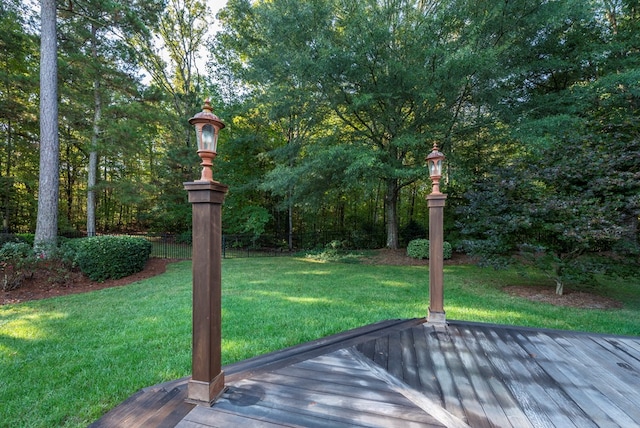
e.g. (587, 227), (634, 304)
(1, 0), (638, 288)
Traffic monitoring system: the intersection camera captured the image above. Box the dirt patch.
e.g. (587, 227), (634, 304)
(361, 248), (474, 266)
(503, 285), (622, 309)
(1, 258), (178, 305)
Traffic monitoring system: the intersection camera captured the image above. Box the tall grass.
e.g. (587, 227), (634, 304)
(0, 257), (638, 427)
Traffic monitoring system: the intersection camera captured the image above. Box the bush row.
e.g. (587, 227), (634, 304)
(0, 235), (152, 289)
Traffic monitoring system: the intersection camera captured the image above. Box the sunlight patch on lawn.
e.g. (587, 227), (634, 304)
(447, 305), (528, 322)
(0, 310), (67, 341)
(292, 269), (332, 275)
(248, 290), (335, 305)
(380, 280), (413, 288)
(283, 296), (333, 304)
(298, 258), (331, 264)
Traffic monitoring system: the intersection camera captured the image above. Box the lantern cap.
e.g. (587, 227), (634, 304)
(426, 142), (444, 161)
(188, 99), (225, 129)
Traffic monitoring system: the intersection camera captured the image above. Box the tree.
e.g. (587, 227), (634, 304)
(459, 0), (640, 294)
(460, 134), (639, 294)
(134, 0), (213, 232)
(34, 0), (60, 251)
(216, 0), (488, 248)
(0, 1), (39, 232)
(57, 0), (164, 235)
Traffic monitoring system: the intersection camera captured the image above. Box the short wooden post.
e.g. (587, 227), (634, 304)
(427, 193), (447, 324)
(184, 180), (227, 405)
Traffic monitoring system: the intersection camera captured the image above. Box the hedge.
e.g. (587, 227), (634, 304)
(74, 236), (152, 282)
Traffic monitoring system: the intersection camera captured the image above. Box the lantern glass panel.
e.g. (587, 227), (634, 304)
(429, 159), (442, 177)
(202, 124), (215, 151)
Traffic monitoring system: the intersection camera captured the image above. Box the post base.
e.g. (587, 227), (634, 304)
(427, 308), (446, 325)
(187, 372), (225, 406)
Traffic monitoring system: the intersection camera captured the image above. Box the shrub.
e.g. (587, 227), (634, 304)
(15, 233), (35, 246)
(443, 242), (453, 260)
(0, 242), (37, 291)
(0, 233), (19, 247)
(302, 240), (363, 263)
(75, 236), (152, 282)
(176, 231), (192, 245)
(407, 239), (430, 259)
(58, 238), (84, 267)
(407, 239), (453, 260)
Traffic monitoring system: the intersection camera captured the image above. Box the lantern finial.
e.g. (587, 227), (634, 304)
(202, 98), (213, 113)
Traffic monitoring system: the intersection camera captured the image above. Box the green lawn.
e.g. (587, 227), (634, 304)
(1, 257), (638, 427)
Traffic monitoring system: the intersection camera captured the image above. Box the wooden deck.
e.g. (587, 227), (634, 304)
(90, 318), (640, 427)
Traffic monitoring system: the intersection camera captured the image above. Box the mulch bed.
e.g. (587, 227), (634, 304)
(503, 285), (622, 309)
(1, 258), (177, 305)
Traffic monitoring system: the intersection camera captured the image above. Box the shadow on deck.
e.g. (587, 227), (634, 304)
(90, 318), (640, 427)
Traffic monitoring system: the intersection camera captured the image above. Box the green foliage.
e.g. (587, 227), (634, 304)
(240, 206), (272, 244)
(15, 233), (34, 245)
(460, 133), (640, 294)
(58, 238), (84, 267)
(0, 242), (36, 291)
(1, 242), (34, 259)
(400, 220), (427, 247)
(406, 239), (453, 260)
(407, 239), (430, 259)
(74, 236), (152, 282)
(349, 224), (386, 250)
(302, 240), (363, 263)
(175, 231), (192, 245)
(0, 234), (20, 247)
(3, 0), (639, 264)
(217, 0), (479, 248)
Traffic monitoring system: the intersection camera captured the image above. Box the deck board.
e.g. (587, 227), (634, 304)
(462, 326), (533, 428)
(179, 349), (447, 428)
(515, 330), (621, 427)
(436, 324), (490, 428)
(448, 325), (513, 428)
(91, 319), (640, 428)
(471, 326), (559, 428)
(411, 325), (442, 404)
(422, 325), (468, 422)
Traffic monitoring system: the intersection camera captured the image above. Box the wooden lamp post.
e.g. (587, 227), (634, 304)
(426, 143), (447, 324)
(185, 99), (227, 405)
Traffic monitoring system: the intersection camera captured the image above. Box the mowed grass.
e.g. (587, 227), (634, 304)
(1, 257), (639, 427)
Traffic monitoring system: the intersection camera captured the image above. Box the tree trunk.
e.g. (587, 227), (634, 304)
(64, 140), (74, 223)
(34, 0), (59, 251)
(87, 24), (100, 237)
(555, 264), (564, 295)
(2, 117), (13, 232)
(288, 191), (293, 251)
(385, 178), (399, 249)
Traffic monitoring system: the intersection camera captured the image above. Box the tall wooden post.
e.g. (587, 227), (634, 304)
(427, 193), (447, 324)
(184, 180), (227, 405)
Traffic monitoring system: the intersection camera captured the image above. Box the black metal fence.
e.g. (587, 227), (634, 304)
(0, 230), (387, 260)
(147, 230), (387, 260)
(146, 234), (289, 259)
